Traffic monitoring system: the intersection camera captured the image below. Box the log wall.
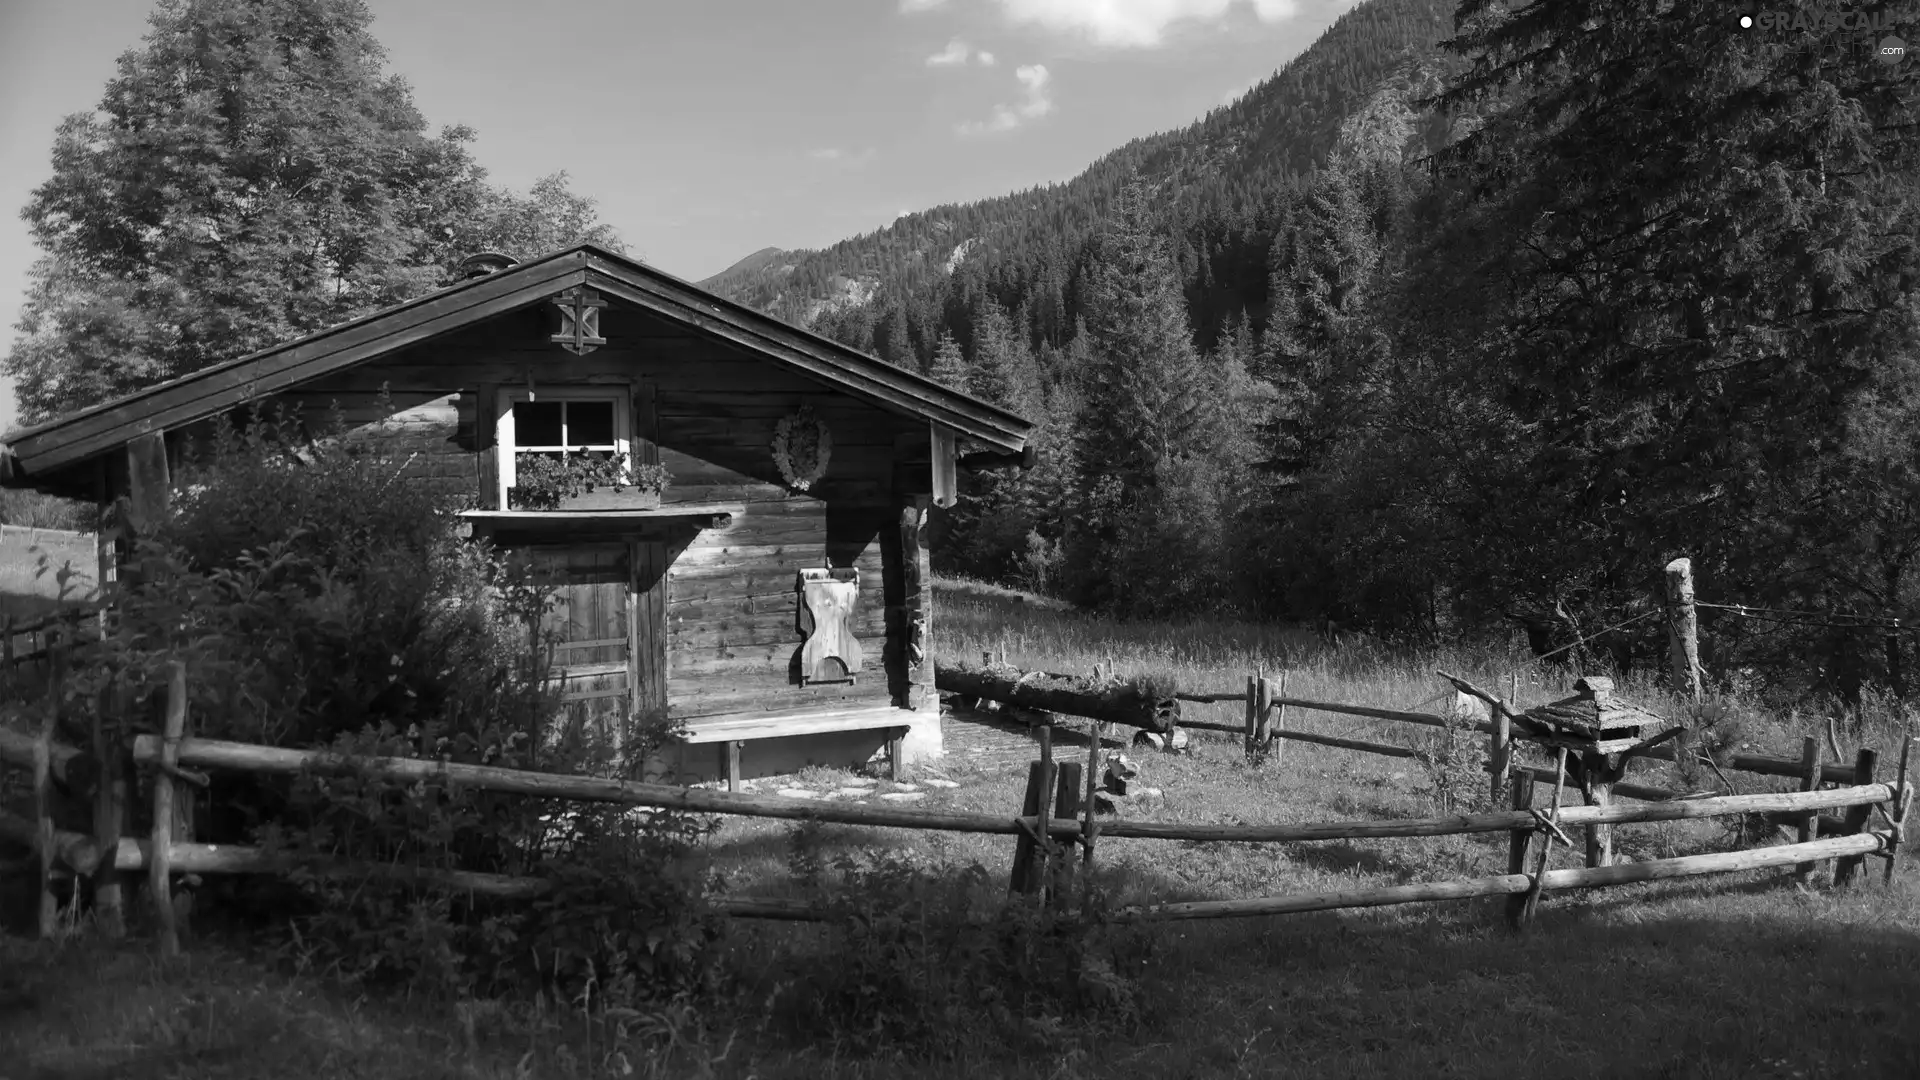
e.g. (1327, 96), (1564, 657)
(168, 299), (929, 740)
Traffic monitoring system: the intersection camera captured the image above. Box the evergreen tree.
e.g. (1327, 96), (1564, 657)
(928, 330), (969, 392)
(969, 297), (1041, 416)
(1063, 182), (1231, 615)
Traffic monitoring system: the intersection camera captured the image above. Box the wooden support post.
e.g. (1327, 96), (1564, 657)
(1580, 753), (1616, 869)
(930, 424), (958, 510)
(150, 662), (187, 959)
(1504, 771), (1537, 930)
(887, 730), (903, 782)
(726, 741), (743, 794)
(900, 497), (934, 712)
(1794, 735), (1824, 884)
(1665, 557), (1703, 700)
(1490, 693), (1512, 803)
(1833, 748), (1879, 888)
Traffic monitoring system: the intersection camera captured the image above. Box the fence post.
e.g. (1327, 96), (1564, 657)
(1664, 558), (1703, 700)
(1271, 672), (1289, 769)
(150, 661), (188, 958)
(1255, 674), (1274, 751)
(1887, 731), (1912, 886)
(1504, 771), (1537, 930)
(1082, 719), (1104, 896)
(1794, 736), (1824, 884)
(91, 671), (127, 940)
(1490, 688), (1512, 803)
(1243, 674), (1258, 759)
(33, 718), (57, 939)
(1010, 724), (1060, 897)
(1833, 748), (1879, 888)
(1051, 760), (1082, 905)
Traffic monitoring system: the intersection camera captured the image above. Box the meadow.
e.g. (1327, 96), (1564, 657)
(2, 580), (1917, 1079)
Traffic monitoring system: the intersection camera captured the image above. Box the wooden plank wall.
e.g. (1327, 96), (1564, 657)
(182, 303), (925, 724)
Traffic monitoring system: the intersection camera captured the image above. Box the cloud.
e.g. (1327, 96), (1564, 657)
(958, 63), (1053, 135)
(981, 0), (1301, 48)
(927, 38), (971, 65)
(899, 0), (946, 11)
(810, 147), (877, 166)
(927, 39), (1000, 66)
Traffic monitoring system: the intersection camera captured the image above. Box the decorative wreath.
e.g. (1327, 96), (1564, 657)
(771, 404), (833, 491)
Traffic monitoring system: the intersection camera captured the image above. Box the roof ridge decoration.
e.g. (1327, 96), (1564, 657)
(550, 286), (607, 355)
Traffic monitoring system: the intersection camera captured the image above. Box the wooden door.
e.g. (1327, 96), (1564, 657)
(530, 544), (633, 754)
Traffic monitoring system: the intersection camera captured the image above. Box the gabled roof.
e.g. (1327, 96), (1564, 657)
(0, 243), (1034, 491)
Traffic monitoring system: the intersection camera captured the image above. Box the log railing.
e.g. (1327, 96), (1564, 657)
(1, 662), (1912, 949)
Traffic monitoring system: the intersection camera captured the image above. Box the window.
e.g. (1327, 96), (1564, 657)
(496, 388), (631, 508)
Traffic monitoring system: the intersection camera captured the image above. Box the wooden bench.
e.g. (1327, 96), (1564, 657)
(679, 704), (914, 792)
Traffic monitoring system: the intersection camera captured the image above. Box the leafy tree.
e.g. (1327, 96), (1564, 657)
(460, 171), (625, 262)
(6, 0), (623, 426)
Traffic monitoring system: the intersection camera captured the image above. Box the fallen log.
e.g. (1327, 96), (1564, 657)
(936, 661), (1179, 732)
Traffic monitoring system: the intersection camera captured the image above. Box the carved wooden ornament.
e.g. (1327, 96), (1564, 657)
(771, 404), (832, 490)
(798, 568), (862, 685)
(550, 286), (607, 355)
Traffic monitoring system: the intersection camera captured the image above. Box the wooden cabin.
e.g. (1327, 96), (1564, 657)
(0, 244), (1035, 787)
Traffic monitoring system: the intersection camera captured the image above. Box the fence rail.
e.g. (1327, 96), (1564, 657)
(1, 652), (1913, 951)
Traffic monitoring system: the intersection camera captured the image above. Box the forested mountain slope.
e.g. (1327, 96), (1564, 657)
(699, 0), (1456, 360)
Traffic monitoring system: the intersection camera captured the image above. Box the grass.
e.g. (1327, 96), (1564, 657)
(3, 578), (1918, 1078)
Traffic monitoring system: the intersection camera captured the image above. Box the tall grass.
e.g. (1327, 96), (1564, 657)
(4, 577), (1917, 1079)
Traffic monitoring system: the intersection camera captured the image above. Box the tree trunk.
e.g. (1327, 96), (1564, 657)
(935, 661), (1179, 732)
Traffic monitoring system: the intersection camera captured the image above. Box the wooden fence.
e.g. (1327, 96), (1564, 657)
(1, 656), (1912, 952)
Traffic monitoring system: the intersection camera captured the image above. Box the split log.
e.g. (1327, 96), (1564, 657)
(1112, 831), (1887, 922)
(134, 735), (1893, 847)
(936, 661), (1179, 732)
(0, 812), (550, 898)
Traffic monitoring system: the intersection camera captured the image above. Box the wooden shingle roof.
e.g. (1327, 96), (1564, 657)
(0, 244), (1035, 494)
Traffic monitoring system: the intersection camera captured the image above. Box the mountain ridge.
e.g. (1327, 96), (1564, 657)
(698, 0), (1458, 338)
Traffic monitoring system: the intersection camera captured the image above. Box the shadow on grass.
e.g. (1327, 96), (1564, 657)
(1115, 875), (1920, 1080)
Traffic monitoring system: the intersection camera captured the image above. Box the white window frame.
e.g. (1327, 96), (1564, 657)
(496, 387), (632, 509)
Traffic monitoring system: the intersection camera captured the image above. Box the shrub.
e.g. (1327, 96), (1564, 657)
(767, 822), (1145, 1058)
(1414, 709), (1491, 815)
(58, 396), (720, 1009)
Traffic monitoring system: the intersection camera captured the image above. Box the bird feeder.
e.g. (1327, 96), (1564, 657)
(1515, 676), (1677, 755)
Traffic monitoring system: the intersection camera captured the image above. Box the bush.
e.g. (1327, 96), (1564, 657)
(60, 396), (720, 1010)
(767, 822), (1145, 1058)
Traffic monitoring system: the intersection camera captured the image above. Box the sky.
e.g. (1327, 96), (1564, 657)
(0, 0), (1362, 436)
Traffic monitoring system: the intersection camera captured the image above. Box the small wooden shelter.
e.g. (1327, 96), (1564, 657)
(1513, 677), (1677, 756)
(0, 244), (1034, 786)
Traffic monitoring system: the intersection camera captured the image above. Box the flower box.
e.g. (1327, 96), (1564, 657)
(508, 487), (662, 511)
